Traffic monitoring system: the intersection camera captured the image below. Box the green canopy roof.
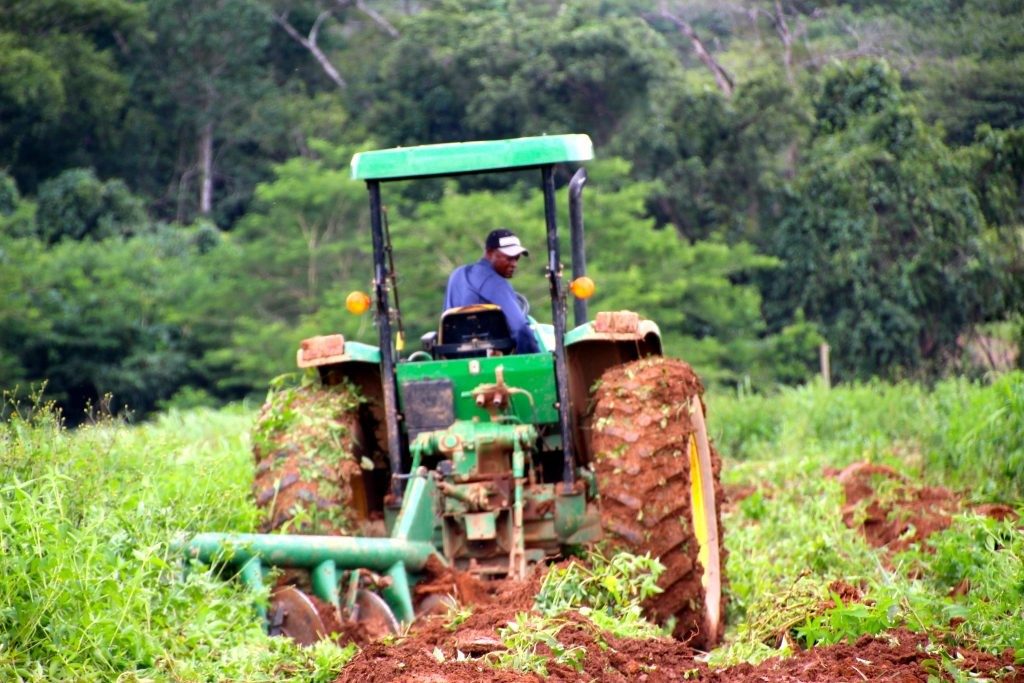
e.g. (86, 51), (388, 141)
(350, 134), (593, 181)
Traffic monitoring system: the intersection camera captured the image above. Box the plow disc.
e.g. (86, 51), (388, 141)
(268, 586), (327, 645)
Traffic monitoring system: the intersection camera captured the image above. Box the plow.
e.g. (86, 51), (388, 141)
(176, 134), (725, 649)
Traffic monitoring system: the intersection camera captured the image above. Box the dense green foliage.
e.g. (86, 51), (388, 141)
(0, 402), (356, 681)
(1, 0), (1023, 419)
(709, 370), (1024, 500)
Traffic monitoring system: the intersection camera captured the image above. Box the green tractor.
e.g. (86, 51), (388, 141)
(178, 134), (725, 649)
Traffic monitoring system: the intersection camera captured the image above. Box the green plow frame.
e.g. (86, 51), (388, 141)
(175, 470), (442, 626)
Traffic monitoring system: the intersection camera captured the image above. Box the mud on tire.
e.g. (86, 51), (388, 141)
(251, 380), (382, 536)
(588, 356), (725, 649)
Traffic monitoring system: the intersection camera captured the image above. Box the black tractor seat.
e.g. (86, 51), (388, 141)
(430, 304), (514, 359)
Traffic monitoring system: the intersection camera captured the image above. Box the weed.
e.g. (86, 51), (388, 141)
(488, 613), (585, 675)
(535, 550), (664, 639)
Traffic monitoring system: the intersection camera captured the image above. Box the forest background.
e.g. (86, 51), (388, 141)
(1, 0), (1022, 422)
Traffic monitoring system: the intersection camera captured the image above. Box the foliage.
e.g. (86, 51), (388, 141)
(535, 550), (665, 638)
(35, 168), (147, 243)
(0, 229), (231, 420)
(0, 0), (143, 190)
(709, 373), (1024, 501)
(767, 60), (1017, 380)
(2, 0), (1024, 420)
(365, 1), (672, 149)
(709, 376), (1024, 668)
(0, 400), (357, 681)
(488, 613), (585, 676)
(792, 511), (1024, 655)
(932, 371), (1024, 500)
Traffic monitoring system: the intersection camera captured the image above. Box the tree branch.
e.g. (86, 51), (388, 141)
(350, 0), (399, 38)
(648, 10), (734, 97)
(272, 10), (347, 89)
(773, 0), (795, 86)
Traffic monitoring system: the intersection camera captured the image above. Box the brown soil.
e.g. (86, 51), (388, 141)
(705, 629), (1018, 682)
(335, 587), (1019, 683)
(587, 357), (726, 648)
(833, 462), (1017, 553)
(251, 383), (381, 535)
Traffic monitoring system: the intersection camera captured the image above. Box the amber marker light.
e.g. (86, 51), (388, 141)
(346, 291), (371, 315)
(569, 276), (596, 300)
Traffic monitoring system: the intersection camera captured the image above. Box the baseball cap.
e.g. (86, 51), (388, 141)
(485, 229), (529, 257)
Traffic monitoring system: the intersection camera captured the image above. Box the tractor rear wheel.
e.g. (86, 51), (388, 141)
(588, 357), (725, 649)
(251, 380), (385, 536)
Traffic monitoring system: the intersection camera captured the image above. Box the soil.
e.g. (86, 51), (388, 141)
(587, 357), (725, 649)
(832, 461), (1017, 553)
(334, 578), (1019, 683)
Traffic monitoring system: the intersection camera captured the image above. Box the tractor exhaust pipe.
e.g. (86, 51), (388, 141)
(569, 168), (588, 327)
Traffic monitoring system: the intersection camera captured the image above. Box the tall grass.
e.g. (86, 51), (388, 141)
(708, 373), (1024, 667)
(708, 372), (1024, 501)
(0, 404), (354, 682)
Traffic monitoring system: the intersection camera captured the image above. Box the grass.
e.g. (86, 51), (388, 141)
(0, 401), (355, 682)
(707, 372), (1024, 667)
(1, 373), (1021, 679)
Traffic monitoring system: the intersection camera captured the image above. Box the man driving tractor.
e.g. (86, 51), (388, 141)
(443, 228), (540, 354)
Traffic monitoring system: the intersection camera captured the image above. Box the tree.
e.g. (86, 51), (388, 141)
(35, 168), (146, 243)
(767, 60), (1014, 380)
(0, 226), (227, 420)
(364, 1), (671, 149)
(0, 0), (144, 191)
(132, 0), (272, 221)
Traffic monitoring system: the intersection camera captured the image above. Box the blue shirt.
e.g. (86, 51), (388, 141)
(444, 258), (541, 354)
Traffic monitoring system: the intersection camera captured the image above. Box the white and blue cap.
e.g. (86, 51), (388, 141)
(485, 228), (529, 257)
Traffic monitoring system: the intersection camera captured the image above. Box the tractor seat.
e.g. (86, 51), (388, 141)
(432, 304), (514, 359)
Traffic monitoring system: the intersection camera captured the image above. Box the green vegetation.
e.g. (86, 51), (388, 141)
(2, 0), (1022, 422)
(708, 374), (1024, 667)
(0, 400), (356, 682)
(710, 371), (1024, 499)
(2, 375), (1022, 678)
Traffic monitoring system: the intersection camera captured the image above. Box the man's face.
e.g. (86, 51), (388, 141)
(487, 249), (520, 279)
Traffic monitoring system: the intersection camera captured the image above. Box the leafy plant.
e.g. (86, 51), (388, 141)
(535, 550), (665, 638)
(488, 613), (585, 676)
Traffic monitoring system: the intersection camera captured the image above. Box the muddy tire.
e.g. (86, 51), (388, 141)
(251, 381), (384, 536)
(588, 357), (725, 649)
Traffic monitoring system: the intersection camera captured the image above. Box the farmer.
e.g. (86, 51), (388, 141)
(444, 228), (540, 354)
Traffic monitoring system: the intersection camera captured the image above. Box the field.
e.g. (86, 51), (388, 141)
(1, 374), (1022, 682)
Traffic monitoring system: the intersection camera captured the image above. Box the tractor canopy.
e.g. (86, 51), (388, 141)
(351, 134), (594, 181)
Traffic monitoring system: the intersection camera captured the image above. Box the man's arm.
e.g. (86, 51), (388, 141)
(477, 271), (540, 354)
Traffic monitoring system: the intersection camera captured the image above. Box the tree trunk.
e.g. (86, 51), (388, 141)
(774, 0), (796, 86)
(199, 121), (214, 216)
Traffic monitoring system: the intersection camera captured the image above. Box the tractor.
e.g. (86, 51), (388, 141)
(177, 134), (724, 649)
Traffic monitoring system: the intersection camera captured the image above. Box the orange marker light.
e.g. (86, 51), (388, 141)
(569, 276), (596, 300)
(346, 291), (371, 315)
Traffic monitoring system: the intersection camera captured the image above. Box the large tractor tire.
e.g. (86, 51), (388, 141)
(588, 357), (725, 649)
(251, 380), (384, 536)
